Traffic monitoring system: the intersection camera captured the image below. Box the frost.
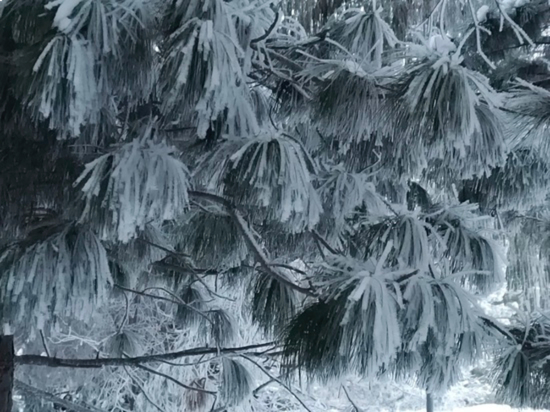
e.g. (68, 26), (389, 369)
(76, 135), (192, 242)
(0, 225), (112, 335)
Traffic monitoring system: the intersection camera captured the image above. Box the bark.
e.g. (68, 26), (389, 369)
(426, 392), (434, 412)
(0, 335), (14, 412)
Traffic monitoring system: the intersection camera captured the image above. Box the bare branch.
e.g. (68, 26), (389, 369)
(16, 342), (276, 368)
(133, 363), (216, 395)
(342, 385), (363, 412)
(39, 330), (51, 357)
(123, 366), (167, 412)
(251, 11), (279, 44)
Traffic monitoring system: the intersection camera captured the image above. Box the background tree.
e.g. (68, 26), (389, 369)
(2, 0), (550, 411)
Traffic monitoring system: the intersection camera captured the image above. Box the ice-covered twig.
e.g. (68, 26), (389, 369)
(123, 366), (167, 412)
(241, 354), (314, 412)
(342, 385), (363, 412)
(16, 342), (277, 368)
(468, 0), (496, 69)
(132, 362), (216, 395)
(494, 0), (535, 47)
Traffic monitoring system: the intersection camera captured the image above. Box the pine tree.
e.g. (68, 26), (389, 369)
(2, 0), (550, 411)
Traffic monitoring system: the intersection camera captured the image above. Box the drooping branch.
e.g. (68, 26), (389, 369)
(133, 363), (216, 395)
(16, 342), (276, 369)
(15, 380), (105, 412)
(189, 191), (315, 296)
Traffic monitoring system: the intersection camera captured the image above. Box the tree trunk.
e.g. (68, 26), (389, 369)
(426, 392), (434, 412)
(0, 335), (14, 412)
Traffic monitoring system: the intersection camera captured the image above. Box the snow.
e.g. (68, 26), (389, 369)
(423, 406), (545, 412)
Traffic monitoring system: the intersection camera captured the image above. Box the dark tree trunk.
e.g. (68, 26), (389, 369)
(0, 335), (14, 412)
(426, 392), (434, 412)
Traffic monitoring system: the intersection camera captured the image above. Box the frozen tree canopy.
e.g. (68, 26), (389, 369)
(2, 0), (550, 411)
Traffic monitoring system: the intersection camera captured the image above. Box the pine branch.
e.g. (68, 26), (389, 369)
(467, 0), (496, 69)
(15, 342), (277, 368)
(189, 191), (315, 296)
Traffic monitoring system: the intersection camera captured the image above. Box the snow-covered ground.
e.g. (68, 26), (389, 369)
(436, 406), (547, 412)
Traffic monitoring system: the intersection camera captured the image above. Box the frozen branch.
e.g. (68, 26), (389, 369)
(15, 380), (105, 412)
(115, 284), (213, 324)
(251, 11), (280, 44)
(189, 191), (315, 296)
(494, 0), (535, 47)
(241, 355), (314, 412)
(133, 363), (216, 395)
(467, 0), (496, 69)
(123, 366), (167, 412)
(342, 385), (363, 412)
(16, 342), (276, 368)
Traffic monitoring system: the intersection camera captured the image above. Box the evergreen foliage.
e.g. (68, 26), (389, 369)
(2, 0), (550, 410)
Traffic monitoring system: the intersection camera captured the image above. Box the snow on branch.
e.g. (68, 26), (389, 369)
(160, 0), (260, 137)
(197, 132), (322, 233)
(15, 342), (276, 368)
(189, 190), (314, 296)
(0, 224), (112, 335)
(75, 136), (191, 243)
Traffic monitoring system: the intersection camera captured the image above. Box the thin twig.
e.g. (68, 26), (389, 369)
(342, 385), (363, 412)
(269, 263), (307, 276)
(467, 0), (496, 69)
(494, 0), (535, 47)
(15, 380), (105, 412)
(114, 284), (212, 324)
(123, 366), (167, 412)
(40, 330), (51, 357)
(311, 230), (341, 255)
(252, 366), (299, 395)
(133, 363), (216, 395)
(241, 355), (314, 412)
(251, 11), (279, 44)
(136, 238), (191, 258)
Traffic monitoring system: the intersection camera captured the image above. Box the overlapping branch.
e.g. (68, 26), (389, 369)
(189, 191), (315, 296)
